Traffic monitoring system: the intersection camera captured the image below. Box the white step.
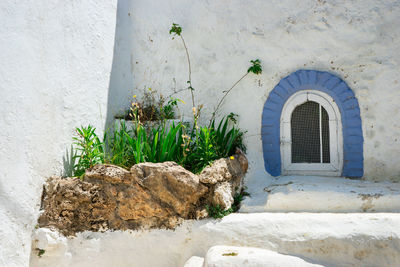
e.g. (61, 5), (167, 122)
(241, 176), (400, 213)
(202, 245), (323, 267)
(31, 213), (400, 267)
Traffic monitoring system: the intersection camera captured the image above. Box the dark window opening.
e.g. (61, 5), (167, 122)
(291, 101), (330, 163)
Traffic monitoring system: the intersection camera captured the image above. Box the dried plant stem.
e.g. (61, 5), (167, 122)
(209, 72), (249, 126)
(180, 35), (195, 108)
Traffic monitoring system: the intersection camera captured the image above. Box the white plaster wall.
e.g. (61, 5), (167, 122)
(115, 0), (400, 182)
(0, 1), (117, 266)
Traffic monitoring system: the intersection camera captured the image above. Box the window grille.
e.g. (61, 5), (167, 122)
(291, 101), (330, 163)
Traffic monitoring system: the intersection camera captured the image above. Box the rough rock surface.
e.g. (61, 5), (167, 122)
(38, 154), (248, 235)
(131, 162), (208, 217)
(212, 182), (234, 210)
(200, 152), (248, 210)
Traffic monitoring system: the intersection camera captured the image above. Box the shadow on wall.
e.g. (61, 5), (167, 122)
(62, 0), (132, 176)
(104, 0), (135, 131)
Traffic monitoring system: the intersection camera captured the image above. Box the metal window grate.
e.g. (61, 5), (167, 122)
(291, 101), (330, 163)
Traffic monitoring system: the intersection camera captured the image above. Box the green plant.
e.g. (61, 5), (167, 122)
(247, 59), (262, 74)
(72, 125), (105, 177)
(232, 188), (251, 212)
(69, 23), (258, 177)
(144, 121), (185, 163)
(106, 120), (186, 167)
(205, 205), (233, 219)
(105, 120), (132, 168)
(37, 249), (45, 257)
(161, 97), (181, 120)
(184, 114), (246, 173)
(211, 113), (246, 157)
(205, 188), (250, 219)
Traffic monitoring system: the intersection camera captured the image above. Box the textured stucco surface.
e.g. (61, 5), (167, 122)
(0, 1), (117, 265)
(111, 0), (400, 182)
(31, 213), (400, 266)
(1, 0), (400, 266)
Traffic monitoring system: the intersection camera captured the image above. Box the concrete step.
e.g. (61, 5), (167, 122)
(202, 246), (323, 267)
(241, 176), (400, 213)
(31, 213), (400, 267)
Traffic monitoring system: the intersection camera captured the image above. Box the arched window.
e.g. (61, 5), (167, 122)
(261, 70), (363, 178)
(280, 90), (343, 176)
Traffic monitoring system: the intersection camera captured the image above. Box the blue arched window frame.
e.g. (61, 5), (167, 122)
(261, 70), (363, 178)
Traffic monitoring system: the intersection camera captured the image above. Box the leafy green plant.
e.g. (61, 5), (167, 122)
(211, 113), (246, 157)
(106, 120), (134, 168)
(161, 97), (180, 120)
(70, 116), (245, 176)
(205, 205), (233, 219)
(184, 114), (246, 173)
(232, 188), (251, 212)
(105, 120), (186, 167)
(36, 249), (45, 257)
(145, 121), (185, 163)
(69, 23), (259, 177)
(72, 125), (104, 177)
(247, 59), (262, 74)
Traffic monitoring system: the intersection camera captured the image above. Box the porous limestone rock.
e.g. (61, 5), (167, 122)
(200, 153), (249, 210)
(85, 164), (134, 184)
(38, 154), (247, 235)
(199, 152), (247, 187)
(131, 161), (208, 217)
(203, 246), (323, 267)
(38, 173), (177, 236)
(212, 182), (234, 210)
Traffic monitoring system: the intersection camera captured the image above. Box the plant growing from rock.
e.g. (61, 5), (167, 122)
(72, 125), (105, 177)
(71, 24), (258, 176)
(206, 204), (233, 219)
(205, 187), (250, 219)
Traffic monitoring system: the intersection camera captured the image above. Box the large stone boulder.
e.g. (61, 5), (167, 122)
(131, 161), (208, 217)
(38, 170), (177, 236)
(38, 153), (248, 235)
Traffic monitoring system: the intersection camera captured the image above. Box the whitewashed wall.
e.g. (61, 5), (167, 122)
(0, 1), (117, 266)
(1, 0), (400, 265)
(110, 0), (400, 183)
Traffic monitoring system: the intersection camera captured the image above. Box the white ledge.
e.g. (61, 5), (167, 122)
(241, 176), (400, 213)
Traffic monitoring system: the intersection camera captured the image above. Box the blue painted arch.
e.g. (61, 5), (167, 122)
(261, 70), (363, 178)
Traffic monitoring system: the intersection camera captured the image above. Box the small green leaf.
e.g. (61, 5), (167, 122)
(169, 23), (182, 36)
(247, 59), (262, 74)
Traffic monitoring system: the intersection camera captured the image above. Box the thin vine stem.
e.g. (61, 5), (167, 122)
(180, 35), (195, 108)
(209, 72), (249, 126)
